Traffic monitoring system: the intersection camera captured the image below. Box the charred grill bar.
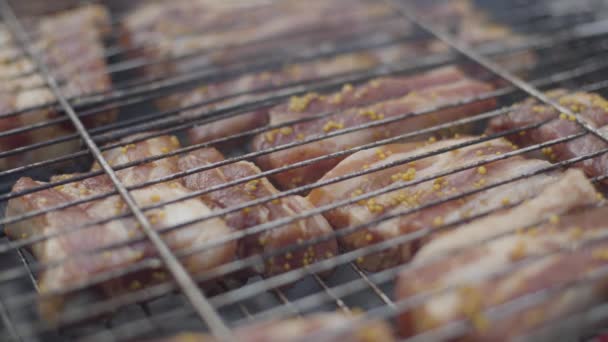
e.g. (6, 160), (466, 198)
(1, 0), (608, 341)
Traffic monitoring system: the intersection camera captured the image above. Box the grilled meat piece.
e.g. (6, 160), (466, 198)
(0, 4), (114, 170)
(398, 195), (606, 340)
(178, 148), (337, 277)
(122, 0), (518, 75)
(307, 137), (596, 272)
(154, 313), (396, 342)
(487, 90), (608, 183)
(179, 53), (382, 146)
(123, 0), (528, 150)
(253, 67), (496, 189)
(5, 135), (235, 320)
(122, 0), (397, 75)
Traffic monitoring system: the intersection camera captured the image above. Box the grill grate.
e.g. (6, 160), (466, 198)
(2, 0), (608, 341)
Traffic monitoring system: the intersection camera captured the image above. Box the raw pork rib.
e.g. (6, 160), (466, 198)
(398, 201), (607, 340)
(154, 313), (396, 342)
(5, 135), (234, 319)
(178, 147), (338, 277)
(307, 137), (598, 271)
(122, 0), (397, 75)
(122, 0), (528, 148)
(0, 4), (115, 169)
(253, 67), (495, 189)
(487, 90), (608, 182)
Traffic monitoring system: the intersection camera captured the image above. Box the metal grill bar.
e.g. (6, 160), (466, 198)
(312, 274), (352, 314)
(56, 7), (590, 87)
(201, 137), (605, 306)
(0, 0), (233, 339)
(8, 0), (594, 81)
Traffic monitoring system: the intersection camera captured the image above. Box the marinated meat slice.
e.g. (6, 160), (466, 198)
(123, 0), (528, 152)
(424, 0), (518, 52)
(178, 148), (337, 277)
(253, 70), (496, 189)
(398, 200), (607, 341)
(487, 90), (608, 183)
(307, 138), (595, 272)
(0, 4), (114, 170)
(153, 313), (396, 342)
(122, 0), (397, 74)
(122, 0), (518, 75)
(5, 135), (235, 320)
(179, 53), (380, 146)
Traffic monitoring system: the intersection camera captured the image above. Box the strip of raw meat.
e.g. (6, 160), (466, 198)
(123, 0), (529, 151)
(0, 4), (115, 170)
(398, 201), (607, 340)
(178, 147), (337, 277)
(5, 135), (235, 320)
(307, 137), (598, 271)
(253, 69), (495, 189)
(487, 90), (608, 183)
(122, 0), (397, 74)
(179, 53), (381, 146)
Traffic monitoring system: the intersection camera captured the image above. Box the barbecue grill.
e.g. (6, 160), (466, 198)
(3, 0), (608, 341)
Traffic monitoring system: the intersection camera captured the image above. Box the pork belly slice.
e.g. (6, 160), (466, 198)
(122, 0), (396, 75)
(398, 195), (606, 340)
(0, 4), (115, 170)
(179, 53), (382, 146)
(253, 68), (496, 189)
(307, 137), (597, 272)
(5, 135), (235, 320)
(487, 90), (608, 183)
(178, 148), (337, 278)
(154, 313), (396, 342)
